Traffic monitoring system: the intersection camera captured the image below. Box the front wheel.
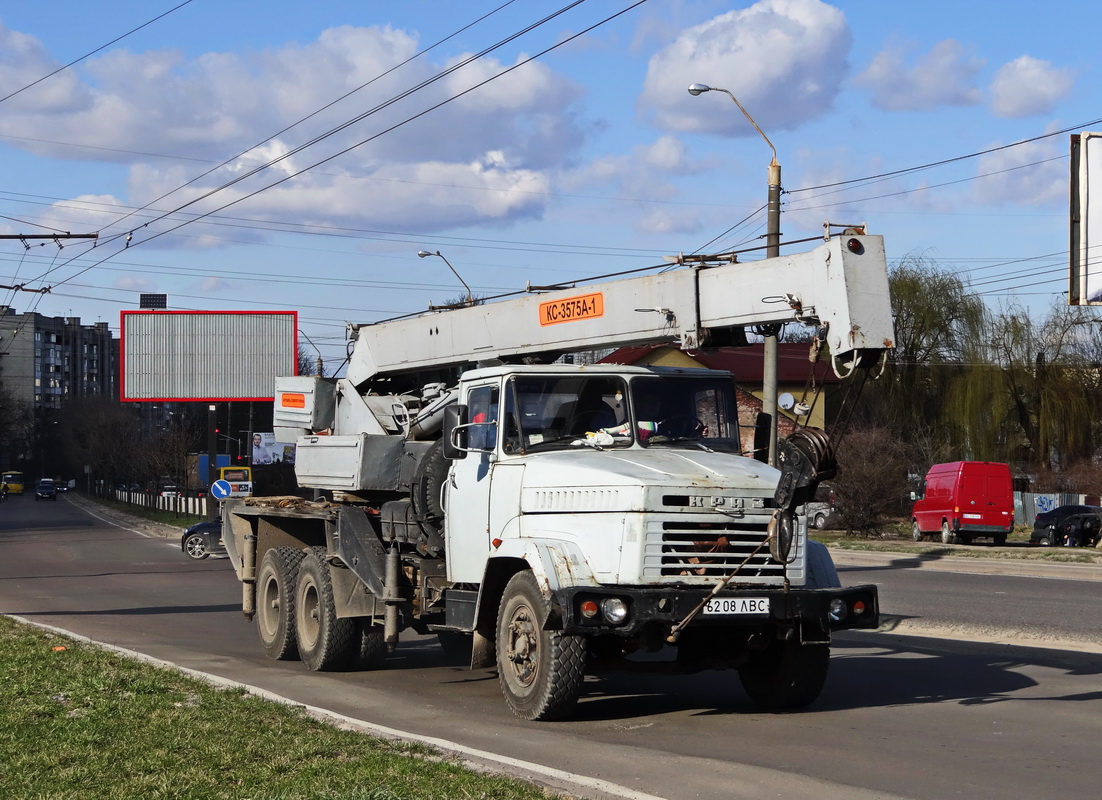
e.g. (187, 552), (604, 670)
(183, 533), (209, 560)
(911, 521), (923, 542)
(496, 571), (585, 721)
(941, 521), (955, 545)
(738, 641), (830, 710)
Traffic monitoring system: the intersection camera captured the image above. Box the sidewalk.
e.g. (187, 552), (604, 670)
(830, 547), (1101, 581)
(68, 493), (192, 541)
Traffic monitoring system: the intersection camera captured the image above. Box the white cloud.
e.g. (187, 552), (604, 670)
(972, 129), (1064, 207)
(199, 277), (232, 292)
(643, 135), (687, 170)
(635, 207), (703, 236)
(854, 39), (983, 111)
(638, 0), (851, 135)
(990, 56), (1074, 118)
(0, 23), (588, 236)
(113, 274), (156, 292)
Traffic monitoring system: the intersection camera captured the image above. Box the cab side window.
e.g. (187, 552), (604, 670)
(467, 385), (498, 450)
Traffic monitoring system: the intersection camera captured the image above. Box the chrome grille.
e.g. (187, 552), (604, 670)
(642, 515), (785, 580)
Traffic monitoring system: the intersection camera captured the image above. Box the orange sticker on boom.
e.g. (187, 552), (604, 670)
(281, 392), (306, 409)
(539, 292), (604, 326)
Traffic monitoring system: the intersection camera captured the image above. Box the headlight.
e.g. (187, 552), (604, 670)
(600, 597), (629, 625)
(828, 598), (848, 623)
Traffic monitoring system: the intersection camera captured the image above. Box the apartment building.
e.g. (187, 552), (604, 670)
(0, 307), (117, 410)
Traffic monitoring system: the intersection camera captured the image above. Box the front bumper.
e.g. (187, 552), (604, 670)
(554, 584), (879, 637)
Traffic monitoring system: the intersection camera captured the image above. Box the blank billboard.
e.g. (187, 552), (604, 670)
(1070, 132), (1102, 305)
(121, 311), (297, 401)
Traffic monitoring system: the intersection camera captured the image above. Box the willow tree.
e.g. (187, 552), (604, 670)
(945, 301), (1096, 467)
(857, 253), (987, 465)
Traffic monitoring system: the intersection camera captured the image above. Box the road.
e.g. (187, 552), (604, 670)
(2, 495), (1101, 800)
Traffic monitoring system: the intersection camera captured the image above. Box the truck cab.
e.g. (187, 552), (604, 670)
(443, 364), (788, 587)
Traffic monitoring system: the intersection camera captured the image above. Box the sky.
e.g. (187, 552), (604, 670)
(0, 0), (1099, 371)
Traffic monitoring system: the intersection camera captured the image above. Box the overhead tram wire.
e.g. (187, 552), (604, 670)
(95, 0), (523, 239)
(0, 0), (198, 105)
(786, 116), (1102, 196)
(89, 0), (593, 246)
(36, 1), (652, 294)
(27, 0), (602, 284)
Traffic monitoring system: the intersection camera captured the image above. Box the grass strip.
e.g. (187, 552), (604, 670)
(0, 616), (563, 800)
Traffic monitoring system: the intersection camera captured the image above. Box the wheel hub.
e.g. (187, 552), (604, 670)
(506, 608), (538, 686)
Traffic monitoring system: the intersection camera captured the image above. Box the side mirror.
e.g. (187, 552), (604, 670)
(909, 491), (917, 501)
(442, 404), (467, 460)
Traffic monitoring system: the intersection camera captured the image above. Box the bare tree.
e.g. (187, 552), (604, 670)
(832, 426), (910, 536)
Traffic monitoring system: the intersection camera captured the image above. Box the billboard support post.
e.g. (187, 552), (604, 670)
(207, 404), (218, 490)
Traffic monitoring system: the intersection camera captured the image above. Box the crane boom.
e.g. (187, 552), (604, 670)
(346, 233), (893, 386)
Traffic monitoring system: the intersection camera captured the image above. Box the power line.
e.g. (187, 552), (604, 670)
(35, 1), (652, 293)
(0, 0), (198, 105)
(97, 0), (523, 239)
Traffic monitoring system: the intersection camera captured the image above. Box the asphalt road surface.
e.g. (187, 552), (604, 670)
(3, 495), (1101, 800)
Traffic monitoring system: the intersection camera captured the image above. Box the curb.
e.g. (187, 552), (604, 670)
(829, 547), (1101, 581)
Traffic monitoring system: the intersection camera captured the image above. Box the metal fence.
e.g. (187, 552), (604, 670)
(1015, 492), (1093, 527)
(107, 489), (213, 519)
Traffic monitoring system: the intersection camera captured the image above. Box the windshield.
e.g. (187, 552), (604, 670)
(630, 376), (739, 448)
(502, 373), (739, 453)
(505, 375), (630, 453)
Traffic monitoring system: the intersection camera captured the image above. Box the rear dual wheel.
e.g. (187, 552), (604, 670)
(295, 547), (357, 671)
(256, 547), (306, 660)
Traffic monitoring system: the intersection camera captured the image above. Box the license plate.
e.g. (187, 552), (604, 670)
(963, 513), (982, 520)
(703, 597), (770, 615)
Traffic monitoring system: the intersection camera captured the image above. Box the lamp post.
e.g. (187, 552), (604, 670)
(417, 249), (473, 304)
(688, 83), (782, 466)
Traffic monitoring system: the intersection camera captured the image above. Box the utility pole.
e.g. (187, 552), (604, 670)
(688, 84), (782, 465)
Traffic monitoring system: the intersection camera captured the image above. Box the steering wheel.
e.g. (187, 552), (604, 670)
(570, 409), (615, 434)
(657, 415), (706, 438)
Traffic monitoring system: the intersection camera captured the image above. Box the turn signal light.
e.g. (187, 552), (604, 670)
(580, 600), (599, 619)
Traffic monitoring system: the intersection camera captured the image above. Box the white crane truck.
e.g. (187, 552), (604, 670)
(220, 229), (894, 720)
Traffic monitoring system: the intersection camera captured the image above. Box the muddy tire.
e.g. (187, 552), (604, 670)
(256, 547), (306, 660)
(496, 571), (585, 721)
(412, 439), (448, 523)
(295, 548), (357, 671)
(738, 641), (830, 710)
(911, 522), (923, 542)
(941, 521), (955, 545)
(353, 620), (387, 670)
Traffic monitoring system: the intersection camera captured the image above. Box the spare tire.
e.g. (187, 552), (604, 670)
(412, 439), (448, 525)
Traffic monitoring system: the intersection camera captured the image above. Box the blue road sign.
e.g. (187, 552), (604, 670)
(210, 479), (232, 500)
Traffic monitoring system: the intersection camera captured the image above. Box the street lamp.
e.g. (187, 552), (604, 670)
(688, 82), (782, 466)
(417, 249), (473, 304)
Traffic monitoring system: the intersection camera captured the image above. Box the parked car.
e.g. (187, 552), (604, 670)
(34, 479), (58, 501)
(802, 482), (841, 530)
(1032, 504), (1102, 534)
(180, 518), (224, 560)
(1031, 506), (1102, 547)
(159, 485), (181, 498)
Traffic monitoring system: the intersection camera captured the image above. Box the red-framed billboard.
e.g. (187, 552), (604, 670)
(120, 310), (298, 401)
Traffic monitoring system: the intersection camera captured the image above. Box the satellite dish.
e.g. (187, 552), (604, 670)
(778, 392), (795, 411)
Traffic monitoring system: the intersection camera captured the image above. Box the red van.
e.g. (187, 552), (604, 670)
(911, 461), (1014, 545)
